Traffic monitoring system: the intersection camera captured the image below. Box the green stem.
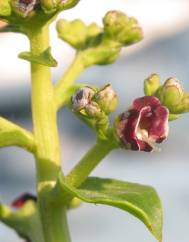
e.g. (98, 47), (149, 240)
(66, 139), (117, 188)
(54, 53), (85, 109)
(29, 24), (71, 242)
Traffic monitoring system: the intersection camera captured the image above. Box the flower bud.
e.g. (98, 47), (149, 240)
(57, 19), (88, 49)
(0, 0), (11, 17)
(115, 96), (169, 152)
(103, 10), (143, 45)
(94, 84), (118, 114)
(11, 193), (37, 209)
(85, 102), (102, 119)
(158, 78), (184, 108)
(144, 73), (160, 96)
(40, 0), (58, 13)
(71, 87), (95, 111)
(11, 0), (38, 18)
(58, 0), (80, 10)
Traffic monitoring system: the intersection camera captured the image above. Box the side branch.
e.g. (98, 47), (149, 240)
(0, 117), (36, 153)
(54, 54), (85, 110)
(51, 138), (118, 205)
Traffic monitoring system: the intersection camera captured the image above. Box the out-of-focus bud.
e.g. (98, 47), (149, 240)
(85, 102), (102, 119)
(144, 73), (160, 96)
(103, 10), (143, 46)
(58, 0), (80, 11)
(94, 84), (118, 114)
(57, 19), (101, 49)
(0, 0), (11, 17)
(169, 93), (189, 114)
(40, 0), (58, 13)
(115, 96), (169, 152)
(57, 19), (88, 49)
(157, 78), (184, 108)
(87, 23), (102, 40)
(71, 87), (95, 111)
(11, 193), (37, 209)
(11, 0), (38, 18)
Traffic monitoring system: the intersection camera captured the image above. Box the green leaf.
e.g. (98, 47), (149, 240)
(19, 47), (57, 67)
(61, 177), (162, 241)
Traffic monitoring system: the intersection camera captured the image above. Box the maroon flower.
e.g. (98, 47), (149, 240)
(116, 96), (169, 152)
(11, 193), (37, 209)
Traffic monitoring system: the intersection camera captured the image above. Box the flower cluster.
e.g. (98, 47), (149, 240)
(71, 84), (118, 118)
(0, 0), (80, 20)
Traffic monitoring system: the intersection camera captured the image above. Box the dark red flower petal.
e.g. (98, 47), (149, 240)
(116, 96), (169, 152)
(133, 96), (160, 110)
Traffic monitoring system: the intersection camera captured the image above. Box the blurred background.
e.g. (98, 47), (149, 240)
(1, 0), (189, 241)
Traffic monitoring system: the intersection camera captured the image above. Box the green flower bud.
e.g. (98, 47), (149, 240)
(144, 73), (160, 96)
(103, 10), (143, 46)
(40, 0), (58, 13)
(0, 0), (11, 17)
(158, 78), (184, 109)
(57, 19), (88, 49)
(11, 0), (38, 18)
(169, 93), (189, 114)
(93, 84), (118, 114)
(87, 23), (102, 42)
(58, 0), (80, 11)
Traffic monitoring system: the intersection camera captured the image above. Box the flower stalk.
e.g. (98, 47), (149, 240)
(29, 24), (71, 242)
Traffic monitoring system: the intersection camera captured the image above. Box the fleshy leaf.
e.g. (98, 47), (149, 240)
(19, 47), (57, 67)
(61, 177), (162, 241)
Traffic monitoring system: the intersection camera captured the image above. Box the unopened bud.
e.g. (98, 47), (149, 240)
(87, 23), (102, 40)
(11, 0), (38, 18)
(103, 10), (143, 46)
(85, 102), (102, 119)
(11, 193), (37, 209)
(40, 0), (58, 13)
(71, 87), (95, 111)
(144, 73), (160, 96)
(58, 0), (80, 10)
(0, 0), (11, 16)
(94, 84), (118, 114)
(57, 19), (88, 49)
(169, 93), (189, 114)
(158, 78), (184, 108)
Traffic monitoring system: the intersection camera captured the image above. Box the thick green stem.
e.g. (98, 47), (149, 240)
(29, 25), (71, 242)
(54, 53), (85, 109)
(66, 140), (117, 188)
